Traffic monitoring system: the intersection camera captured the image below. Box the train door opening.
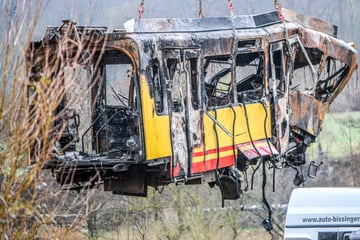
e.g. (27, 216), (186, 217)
(165, 49), (202, 178)
(269, 41), (290, 154)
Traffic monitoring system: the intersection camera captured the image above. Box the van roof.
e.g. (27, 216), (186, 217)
(289, 188), (360, 208)
(286, 188), (360, 228)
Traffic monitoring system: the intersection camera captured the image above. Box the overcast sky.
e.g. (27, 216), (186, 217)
(32, 0), (359, 50)
(33, 1), (356, 39)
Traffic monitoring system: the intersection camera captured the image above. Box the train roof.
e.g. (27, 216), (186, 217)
(121, 11), (281, 33)
(118, 8), (337, 38)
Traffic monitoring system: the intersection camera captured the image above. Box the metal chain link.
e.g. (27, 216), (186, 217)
(227, 0), (236, 53)
(228, 0), (237, 102)
(199, 0), (204, 18)
(138, 0), (145, 19)
(274, 0), (284, 21)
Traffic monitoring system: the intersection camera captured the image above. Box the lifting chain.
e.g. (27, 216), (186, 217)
(199, 0), (204, 18)
(227, 0), (236, 87)
(227, 0), (236, 52)
(138, 0), (145, 20)
(274, 0), (284, 21)
(228, 0), (236, 107)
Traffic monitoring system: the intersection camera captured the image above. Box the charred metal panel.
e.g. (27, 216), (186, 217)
(105, 38), (140, 72)
(202, 36), (232, 58)
(124, 11), (281, 33)
(282, 8), (338, 37)
(104, 166), (147, 197)
(289, 91), (322, 137)
(184, 49), (202, 148)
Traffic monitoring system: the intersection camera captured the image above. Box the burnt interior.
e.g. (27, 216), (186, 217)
(90, 50), (139, 155)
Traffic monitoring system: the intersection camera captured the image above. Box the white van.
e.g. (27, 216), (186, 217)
(284, 188), (360, 240)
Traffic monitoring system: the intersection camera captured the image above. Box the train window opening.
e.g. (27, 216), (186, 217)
(238, 39), (257, 48)
(167, 58), (178, 81)
(269, 45), (286, 97)
(190, 58), (200, 110)
(291, 47), (324, 94)
(165, 50), (200, 112)
(151, 59), (165, 114)
(204, 56), (232, 107)
(105, 63), (132, 107)
(167, 58), (184, 112)
(95, 50), (133, 107)
(235, 52), (264, 102)
(315, 57), (348, 102)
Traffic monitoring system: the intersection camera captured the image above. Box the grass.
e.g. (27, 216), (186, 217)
(307, 111), (360, 160)
(97, 228), (274, 240)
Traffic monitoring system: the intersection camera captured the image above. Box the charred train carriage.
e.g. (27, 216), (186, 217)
(27, 9), (357, 201)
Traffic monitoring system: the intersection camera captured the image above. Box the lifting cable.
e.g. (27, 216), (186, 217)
(243, 101), (273, 232)
(226, 0), (239, 202)
(213, 110), (225, 208)
(260, 100), (276, 192)
(230, 105), (239, 197)
(138, 0), (145, 20)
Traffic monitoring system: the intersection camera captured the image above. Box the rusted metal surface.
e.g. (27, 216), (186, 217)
(282, 8), (338, 37)
(289, 91), (323, 136)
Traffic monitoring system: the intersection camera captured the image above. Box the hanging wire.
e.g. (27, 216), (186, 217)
(274, 0), (284, 21)
(138, 0), (145, 20)
(199, 0), (204, 18)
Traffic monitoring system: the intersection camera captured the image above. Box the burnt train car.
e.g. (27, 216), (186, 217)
(27, 9), (357, 201)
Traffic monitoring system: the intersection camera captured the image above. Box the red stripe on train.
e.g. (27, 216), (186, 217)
(191, 155), (235, 173)
(192, 145), (235, 157)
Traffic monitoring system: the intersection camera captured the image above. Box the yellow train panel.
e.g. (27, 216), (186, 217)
(140, 75), (172, 160)
(202, 103), (271, 153)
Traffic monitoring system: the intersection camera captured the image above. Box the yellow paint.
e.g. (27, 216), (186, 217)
(202, 103), (271, 155)
(140, 75), (172, 160)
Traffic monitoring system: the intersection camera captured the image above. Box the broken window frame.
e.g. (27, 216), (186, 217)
(165, 49), (202, 113)
(95, 50), (134, 108)
(165, 50), (184, 113)
(186, 52), (200, 110)
(290, 38), (349, 103)
(289, 37), (336, 97)
(234, 50), (265, 104)
(104, 63), (132, 107)
(295, 37), (319, 95)
(315, 57), (348, 102)
(150, 59), (166, 114)
(269, 41), (288, 99)
(204, 55), (233, 108)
